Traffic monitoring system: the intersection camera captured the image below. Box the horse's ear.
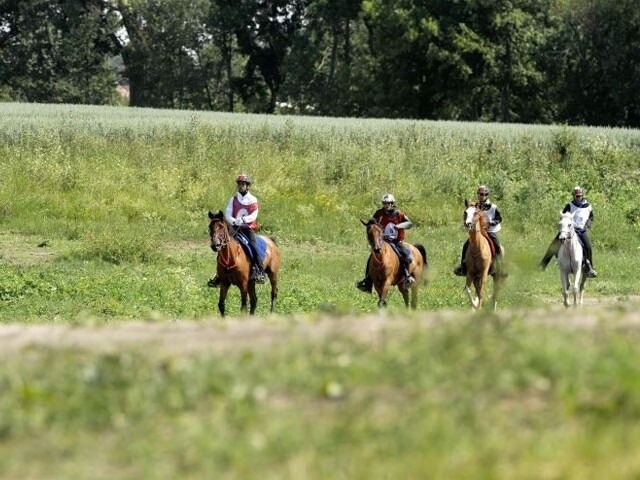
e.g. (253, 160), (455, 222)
(465, 199), (469, 208)
(360, 219), (368, 226)
(558, 210), (564, 219)
(208, 211), (214, 219)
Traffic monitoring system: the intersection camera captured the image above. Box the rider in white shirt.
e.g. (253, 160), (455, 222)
(539, 186), (597, 277)
(454, 185), (505, 276)
(208, 174), (266, 288)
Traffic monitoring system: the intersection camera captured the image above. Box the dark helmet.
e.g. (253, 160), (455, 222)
(236, 173), (252, 185)
(477, 185), (490, 196)
(573, 186), (584, 196)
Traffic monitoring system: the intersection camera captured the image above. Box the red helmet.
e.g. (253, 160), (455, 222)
(236, 174), (252, 185)
(573, 186), (584, 196)
(477, 185), (490, 196)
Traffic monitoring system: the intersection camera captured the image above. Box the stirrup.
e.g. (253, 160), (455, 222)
(587, 269), (598, 278)
(207, 276), (221, 288)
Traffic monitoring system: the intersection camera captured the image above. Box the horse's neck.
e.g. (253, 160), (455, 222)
(468, 227), (486, 246)
(220, 235), (241, 259)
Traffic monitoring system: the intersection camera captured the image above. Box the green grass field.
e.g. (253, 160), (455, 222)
(1, 103), (639, 479)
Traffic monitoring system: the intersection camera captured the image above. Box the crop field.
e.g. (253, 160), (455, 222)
(1, 103), (639, 478)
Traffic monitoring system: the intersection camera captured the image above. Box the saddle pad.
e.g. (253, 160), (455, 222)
(235, 232), (268, 262)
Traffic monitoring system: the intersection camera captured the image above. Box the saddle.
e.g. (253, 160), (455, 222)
(482, 232), (497, 257)
(234, 231), (268, 264)
(386, 240), (412, 264)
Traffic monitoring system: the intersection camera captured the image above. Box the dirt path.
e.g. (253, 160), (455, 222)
(2, 303), (639, 357)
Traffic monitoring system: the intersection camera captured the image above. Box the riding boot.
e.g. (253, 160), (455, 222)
(356, 276), (373, 293)
(453, 264), (467, 276)
(539, 237), (560, 270)
(251, 262), (266, 284)
(404, 268), (416, 286)
(454, 242), (468, 276)
(584, 259), (598, 278)
(207, 275), (221, 288)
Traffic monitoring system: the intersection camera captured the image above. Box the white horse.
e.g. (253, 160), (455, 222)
(557, 211), (587, 307)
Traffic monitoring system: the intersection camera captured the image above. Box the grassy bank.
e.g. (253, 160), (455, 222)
(1, 103), (639, 321)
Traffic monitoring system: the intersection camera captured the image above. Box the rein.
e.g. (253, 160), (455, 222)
(211, 221), (238, 270)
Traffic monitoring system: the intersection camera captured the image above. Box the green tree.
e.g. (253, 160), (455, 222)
(556, 0), (640, 127)
(0, 0), (120, 104)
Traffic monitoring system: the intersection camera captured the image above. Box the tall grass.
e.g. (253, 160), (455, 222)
(1, 102), (639, 321)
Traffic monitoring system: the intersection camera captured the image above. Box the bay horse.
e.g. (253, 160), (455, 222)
(361, 219), (428, 309)
(461, 200), (505, 311)
(557, 211), (587, 307)
(208, 210), (280, 316)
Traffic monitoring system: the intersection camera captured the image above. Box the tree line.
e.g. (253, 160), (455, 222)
(1, 0), (638, 127)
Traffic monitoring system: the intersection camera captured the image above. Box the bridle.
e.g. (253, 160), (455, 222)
(464, 206), (481, 232)
(209, 219), (230, 252)
(558, 219), (575, 243)
(367, 223), (384, 254)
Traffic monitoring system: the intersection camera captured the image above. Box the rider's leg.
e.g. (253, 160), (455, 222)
(539, 234), (561, 270)
(244, 227), (266, 282)
(489, 233), (507, 276)
(580, 232), (597, 277)
(398, 241), (415, 285)
(356, 256), (373, 292)
(454, 240), (469, 276)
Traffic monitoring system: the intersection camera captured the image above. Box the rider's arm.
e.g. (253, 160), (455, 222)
(224, 196), (237, 224)
(491, 207), (502, 226)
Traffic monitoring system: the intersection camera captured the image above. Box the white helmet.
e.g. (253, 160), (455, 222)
(381, 193), (396, 204)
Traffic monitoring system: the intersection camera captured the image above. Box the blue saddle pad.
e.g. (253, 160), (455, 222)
(235, 232), (267, 263)
(387, 241), (411, 262)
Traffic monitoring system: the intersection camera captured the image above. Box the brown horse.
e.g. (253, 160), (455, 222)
(361, 219), (428, 309)
(208, 210), (280, 316)
(461, 200), (504, 310)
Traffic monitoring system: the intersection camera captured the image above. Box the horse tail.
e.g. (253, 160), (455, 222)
(414, 243), (427, 269)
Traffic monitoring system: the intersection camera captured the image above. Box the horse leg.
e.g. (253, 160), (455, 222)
(268, 271), (278, 313)
(491, 276), (501, 311)
(401, 288), (410, 308)
(474, 276), (485, 310)
(560, 272), (570, 308)
(465, 276), (479, 310)
(409, 284), (418, 310)
(376, 284), (391, 308)
(573, 269), (583, 308)
(239, 285), (249, 314)
(578, 274), (587, 306)
(218, 284), (229, 317)
(248, 285), (258, 315)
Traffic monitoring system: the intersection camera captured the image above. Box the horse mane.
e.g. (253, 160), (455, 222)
(466, 201), (489, 231)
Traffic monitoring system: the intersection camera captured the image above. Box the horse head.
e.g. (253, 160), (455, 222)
(208, 210), (230, 252)
(558, 211), (575, 242)
(463, 200), (487, 232)
(361, 218), (383, 253)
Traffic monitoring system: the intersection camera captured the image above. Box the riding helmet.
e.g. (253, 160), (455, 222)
(477, 185), (490, 195)
(236, 174), (252, 185)
(381, 193), (396, 204)
(573, 186), (584, 196)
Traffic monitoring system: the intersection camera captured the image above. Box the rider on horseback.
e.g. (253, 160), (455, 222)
(539, 186), (597, 278)
(356, 193), (415, 293)
(454, 185), (504, 276)
(208, 174), (266, 287)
